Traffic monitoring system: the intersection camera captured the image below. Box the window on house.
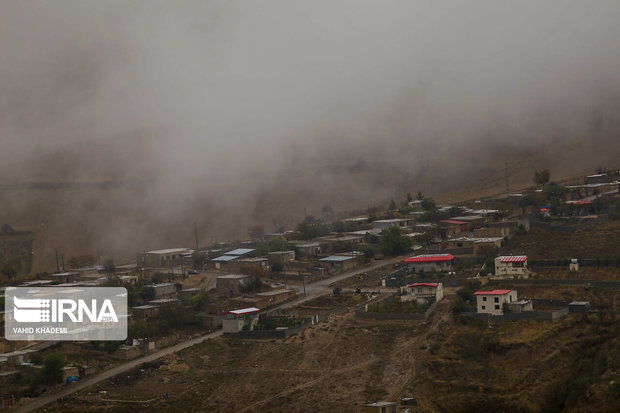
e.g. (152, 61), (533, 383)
(495, 305), (500, 310)
(494, 297), (499, 303)
(418, 288), (423, 294)
(481, 305), (486, 310)
(483, 297), (487, 301)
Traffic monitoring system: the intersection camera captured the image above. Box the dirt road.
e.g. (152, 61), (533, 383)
(15, 330), (223, 413)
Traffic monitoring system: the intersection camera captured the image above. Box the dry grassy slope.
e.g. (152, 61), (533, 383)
(44, 299), (456, 413)
(499, 219), (620, 261)
(418, 312), (620, 413)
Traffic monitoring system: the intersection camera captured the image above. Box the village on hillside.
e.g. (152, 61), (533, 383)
(1, 168), (620, 411)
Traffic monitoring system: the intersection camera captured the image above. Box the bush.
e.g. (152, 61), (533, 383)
(41, 354), (64, 384)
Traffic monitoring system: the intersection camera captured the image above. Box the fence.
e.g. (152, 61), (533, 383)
(490, 278), (620, 290)
(530, 258), (620, 269)
(226, 306), (349, 339)
(459, 307), (569, 323)
(529, 214), (609, 233)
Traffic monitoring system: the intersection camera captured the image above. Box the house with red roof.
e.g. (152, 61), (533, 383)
(221, 307), (260, 333)
(402, 282), (444, 305)
(494, 255), (529, 278)
(474, 290), (517, 315)
(404, 254), (455, 273)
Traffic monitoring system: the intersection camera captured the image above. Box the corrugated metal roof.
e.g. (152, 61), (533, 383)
(225, 307), (261, 315)
(407, 283), (439, 288)
(212, 255), (238, 262)
(225, 248), (255, 256)
(499, 256), (528, 263)
(319, 256), (354, 262)
(405, 254), (455, 263)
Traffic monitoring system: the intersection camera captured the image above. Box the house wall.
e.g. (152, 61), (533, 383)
(472, 239), (503, 255)
(222, 319), (245, 333)
(476, 291), (517, 315)
(474, 227), (510, 238)
(494, 258), (529, 276)
(407, 261), (452, 273)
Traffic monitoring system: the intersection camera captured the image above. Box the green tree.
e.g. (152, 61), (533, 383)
(359, 245), (375, 260)
(103, 341), (121, 354)
(406, 192), (413, 203)
(41, 354), (64, 384)
(0, 262), (18, 279)
(421, 197), (436, 212)
(417, 191), (424, 200)
(103, 259), (115, 274)
(534, 168), (551, 187)
(189, 293), (206, 311)
(388, 198), (397, 211)
(380, 226), (413, 255)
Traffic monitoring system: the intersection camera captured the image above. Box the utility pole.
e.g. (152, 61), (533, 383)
(194, 222), (199, 250)
(55, 248), (59, 273)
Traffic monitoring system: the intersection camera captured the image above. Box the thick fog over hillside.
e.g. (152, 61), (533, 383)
(1, 1), (620, 269)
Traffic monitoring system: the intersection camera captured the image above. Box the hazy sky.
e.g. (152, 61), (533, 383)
(2, 1), (620, 263)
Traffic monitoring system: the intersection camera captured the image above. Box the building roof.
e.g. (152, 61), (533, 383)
(365, 402), (396, 407)
(405, 254), (455, 263)
(440, 220), (468, 225)
(256, 289), (295, 296)
(216, 274), (250, 279)
(147, 248), (189, 255)
(474, 289), (513, 295)
(319, 255), (354, 262)
(224, 248), (255, 256)
(224, 307), (261, 315)
(212, 255), (239, 262)
(451, 215), (483, 221)
(499, 256), (528, 263)
(407, 283), (439, 288)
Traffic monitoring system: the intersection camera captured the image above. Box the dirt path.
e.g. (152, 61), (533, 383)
(384, 291), (456, 401)
(239, 355), (378, 412)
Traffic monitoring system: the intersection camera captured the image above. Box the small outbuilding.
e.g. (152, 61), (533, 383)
(364, 402), (397, 413)
(221, 307), (260, 333)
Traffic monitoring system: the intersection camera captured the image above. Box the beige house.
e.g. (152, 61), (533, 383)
(494, 255), (529, 277)
(138, 248), (191, 268)
(475, 289), (518, 315)
(216, 274), (250, 295)
(402, 282), (443, 305)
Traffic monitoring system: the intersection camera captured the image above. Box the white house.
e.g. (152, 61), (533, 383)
(402, 282), (444, 305)
(405, 254), (455, 273)
(474, 289), (518, 315)
(221, 307), (260, 333)
(494, 255), (529, 277)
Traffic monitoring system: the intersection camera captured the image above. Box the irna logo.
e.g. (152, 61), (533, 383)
(5, 287), (128, 341)
(13, 296), (119, 323)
